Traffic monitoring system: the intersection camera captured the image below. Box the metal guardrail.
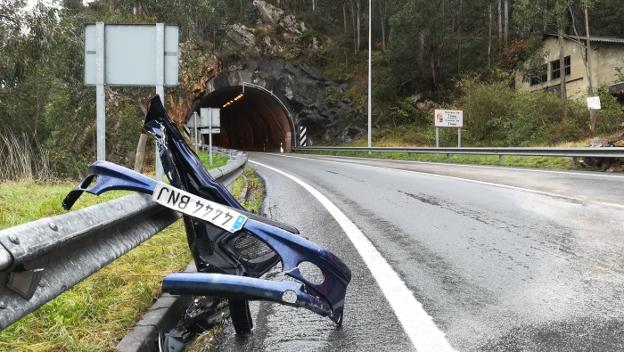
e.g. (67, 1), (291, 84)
(293, 146), (624, 159)
(0, 149), (247, 331)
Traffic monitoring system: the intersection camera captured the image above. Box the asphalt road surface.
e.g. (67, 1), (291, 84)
(210, 153), (624, 352)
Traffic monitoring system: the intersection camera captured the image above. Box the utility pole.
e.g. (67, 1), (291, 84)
(584, 3), (597, 134)
(488, 3), (492, 67)
(367, 0), (372, 151)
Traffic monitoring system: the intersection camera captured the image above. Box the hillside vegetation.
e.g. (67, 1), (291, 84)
(1, 0), (624, 180)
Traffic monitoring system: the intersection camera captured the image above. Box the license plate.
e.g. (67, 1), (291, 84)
(152, 182), (247, 233)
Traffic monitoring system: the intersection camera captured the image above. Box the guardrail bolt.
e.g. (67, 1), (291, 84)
(49, 222), (58, 231)
(0, 301), (7, 309)
(8, 235), (19, 245)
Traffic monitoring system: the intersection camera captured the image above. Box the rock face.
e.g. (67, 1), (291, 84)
(195, 1), (361, 144)
(226, 24), (257, 51)
(253, 0), (306, 34)
(204, 57), (363, 144)
(253, 0), (284, 25)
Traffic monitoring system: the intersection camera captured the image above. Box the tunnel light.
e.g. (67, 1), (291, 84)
(222, 93), (245, 108)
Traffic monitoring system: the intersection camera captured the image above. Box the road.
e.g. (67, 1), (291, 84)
(210, 153), (624, 352)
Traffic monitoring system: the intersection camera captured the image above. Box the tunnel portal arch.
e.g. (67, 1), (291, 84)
(196, 83), (296, 152)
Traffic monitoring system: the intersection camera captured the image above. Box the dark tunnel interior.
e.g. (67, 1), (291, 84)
(196, 85), (294, 152)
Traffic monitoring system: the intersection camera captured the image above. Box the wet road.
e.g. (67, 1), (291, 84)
(211, 153), (624, 352)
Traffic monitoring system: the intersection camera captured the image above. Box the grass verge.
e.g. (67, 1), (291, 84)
(298, 150), (580, 170)
(197, 151), (229, 169)
(0, 181), (192, 351)
(0, 152), (250, 351)
(230, 166), (265, 214)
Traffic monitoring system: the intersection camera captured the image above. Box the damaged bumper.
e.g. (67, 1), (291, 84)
(63, 96), (351, 328)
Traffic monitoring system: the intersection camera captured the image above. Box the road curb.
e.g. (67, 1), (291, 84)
(116, 264), (195, 352)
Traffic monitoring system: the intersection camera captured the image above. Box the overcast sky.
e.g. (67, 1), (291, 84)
(25, 0), (95, 11)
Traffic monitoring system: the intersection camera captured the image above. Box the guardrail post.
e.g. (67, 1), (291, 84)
(498, 154), (504, 166)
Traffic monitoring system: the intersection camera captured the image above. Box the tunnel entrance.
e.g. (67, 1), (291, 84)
(197, 84), (295, 152)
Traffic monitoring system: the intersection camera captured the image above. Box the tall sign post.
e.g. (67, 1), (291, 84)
(192, 111), (199, 152)
(434, 109), (464, 148)
(199, 108), (221, 166)
(95, 23), (106, 162)
(367, 0), (372, 153)
(154, 23), (165, 179)
(85, 22), (179, 180)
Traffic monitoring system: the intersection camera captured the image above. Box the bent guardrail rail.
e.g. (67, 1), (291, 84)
(0, 149), (247, 331)
(293, 146), (624, 159)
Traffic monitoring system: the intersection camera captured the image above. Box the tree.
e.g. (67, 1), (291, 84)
(567, 0), (597, 132)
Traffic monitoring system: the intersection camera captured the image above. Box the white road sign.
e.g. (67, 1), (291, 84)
(587, 96), (601, 110)
(200, 128), (221, 134)
(434, 109), (464, 128)
(199, 108), (221, 128)
(84, 24), (179, 86)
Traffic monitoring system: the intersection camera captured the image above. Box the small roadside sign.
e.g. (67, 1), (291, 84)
(587, 96), (601, 110)
(200, 128), (221, 134)
(434, 109), (464, 128)
(199, 108), (221, 128)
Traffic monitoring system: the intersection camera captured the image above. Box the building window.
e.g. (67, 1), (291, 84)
(530, 64), (548, 86)
(551, 60), (561, 79)
(564, 56), (571, 76)
(550, 56), (571, 80)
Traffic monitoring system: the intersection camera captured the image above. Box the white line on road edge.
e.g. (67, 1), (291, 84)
(249, 160), (457, 352)
(274, 154), (624, 210)
(298, 153), (624, 180)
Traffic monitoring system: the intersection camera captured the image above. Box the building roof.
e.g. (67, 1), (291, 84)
(545, 33), (624, 44)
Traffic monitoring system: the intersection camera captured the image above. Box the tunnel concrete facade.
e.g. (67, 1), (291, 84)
(197, 83), (295, 152)
(191, 57), (362, 151)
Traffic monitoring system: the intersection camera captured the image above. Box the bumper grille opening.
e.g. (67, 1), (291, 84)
(231, 232), (274, 261)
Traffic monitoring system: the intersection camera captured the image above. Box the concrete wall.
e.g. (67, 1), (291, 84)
(516, 37), (624, 99)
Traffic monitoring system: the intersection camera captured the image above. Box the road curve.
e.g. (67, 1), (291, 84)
(210, 153), (624, 352)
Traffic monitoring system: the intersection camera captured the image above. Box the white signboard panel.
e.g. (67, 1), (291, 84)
(85, 24), (179, 86)
(434, 109), (464, 128)
(200, 128), (221, 134)
(199, 108), (221, 128)
(587, 96), (601, 110)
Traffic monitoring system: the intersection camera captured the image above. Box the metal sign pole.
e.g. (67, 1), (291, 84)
(193, 111), (199, 152)
(458, 128), (461, 148)
(154, 23), (165, 180)
(367, 0), (372, 154)
(209, 109), (213, 166)
(95, 22), (106, 161)
(435, 127), (440, 148)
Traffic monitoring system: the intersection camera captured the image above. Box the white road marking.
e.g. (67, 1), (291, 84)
(292, 153), (624, 179)
(250, 160), (457, 352)
(273, 153), (624, 210)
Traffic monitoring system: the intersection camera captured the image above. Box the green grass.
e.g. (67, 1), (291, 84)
(0, 181), (192, 351)
(230, 166), (265, 214)
(0, 151), (255, 351)
(299, 150), (579, 170)
(197, 151), (229, 169)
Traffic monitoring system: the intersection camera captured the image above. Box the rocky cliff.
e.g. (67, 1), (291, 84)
(192, 0), (363, 144)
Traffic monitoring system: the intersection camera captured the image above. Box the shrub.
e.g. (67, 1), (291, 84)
(453, 78), (621, 146)
(0, 133), (53, 181)
(455, 79), (516, 143)
(595, 86), (624, 135)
